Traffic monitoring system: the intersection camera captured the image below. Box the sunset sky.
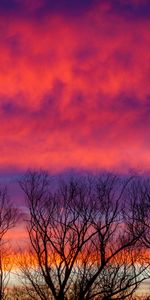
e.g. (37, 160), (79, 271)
(0, 0), (150, 191)
(0, 2), (150, 295)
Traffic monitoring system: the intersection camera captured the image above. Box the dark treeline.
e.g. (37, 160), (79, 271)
(1, 171), (150, 300)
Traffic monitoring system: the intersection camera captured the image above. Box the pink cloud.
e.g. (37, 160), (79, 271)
(0, 4), (149, 172)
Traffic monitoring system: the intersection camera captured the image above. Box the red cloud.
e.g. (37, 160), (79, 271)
(0, 4), (150, 172)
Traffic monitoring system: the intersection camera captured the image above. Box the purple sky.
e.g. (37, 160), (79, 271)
(0, 0), (150, 201)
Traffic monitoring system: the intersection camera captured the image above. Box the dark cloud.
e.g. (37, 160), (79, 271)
(0, 0), (98, 17)
(4, 34), (23, 56)
(112, 50), (133, 69)
(0, 0), (19, 11)
(0, 0), (149, 19)
(1, 100), (25, 115)
(38, 0), (98, 15)
(108, 0), (150, 19)
(74, 47), (98, 64)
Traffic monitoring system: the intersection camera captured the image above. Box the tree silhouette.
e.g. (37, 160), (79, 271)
(130, 178), (150, 249)
(19, 171), (148, 300)
(0, 187), (18, 300)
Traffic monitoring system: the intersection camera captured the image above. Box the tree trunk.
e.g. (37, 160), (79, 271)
(57, 293), (65, 300)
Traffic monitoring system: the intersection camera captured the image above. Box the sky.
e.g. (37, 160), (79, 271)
(0, 2), (150, 293)
(0, 0), (150, 189)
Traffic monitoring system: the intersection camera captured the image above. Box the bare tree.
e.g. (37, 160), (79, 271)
(128, 177), (150, 298)
(19, 171), (148, 300)
(129, 178), (150, 249)
(0, 187), (18, 300)
(68, 175), (148, 300)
